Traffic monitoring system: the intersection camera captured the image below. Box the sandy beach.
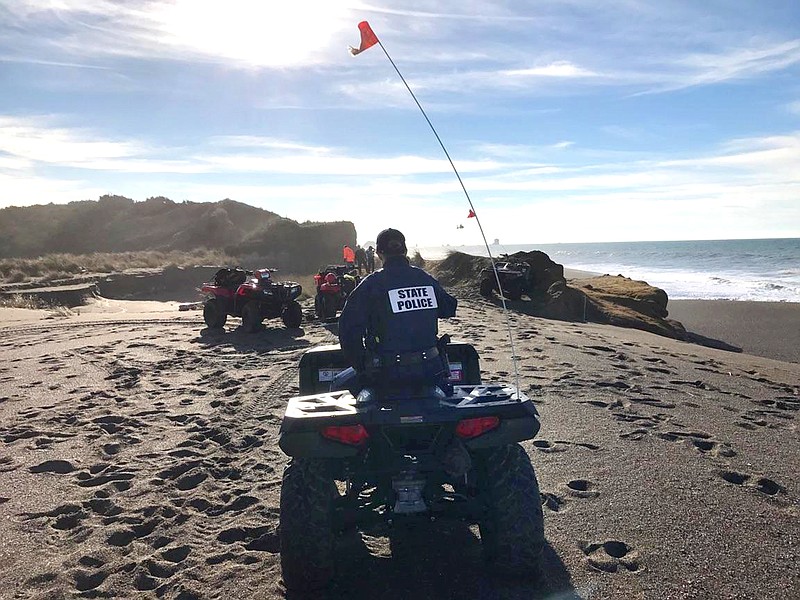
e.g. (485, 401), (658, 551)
(0, 294), (798, 599)
(666, 299), (800, 364)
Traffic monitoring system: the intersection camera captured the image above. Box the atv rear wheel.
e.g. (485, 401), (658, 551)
(241, 301), (262, 333)
(477, 443), (544, 579)
(504, 279), (523, 301)
(322, 294), (338, 319)
(315, 293), (336, 320)
(279, 458), (337, 591)
(479, 278), (494, 298)
(282, 300), (303, 329)
(314, 294), (324, 319)
(203, 298), (227, 328)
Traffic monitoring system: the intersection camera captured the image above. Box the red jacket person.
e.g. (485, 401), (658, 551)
(342, 245), (356, 267)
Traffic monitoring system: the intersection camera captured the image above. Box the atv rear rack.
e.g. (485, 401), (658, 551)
(279, 385), (540, 457)
(285, 384), (527, 420)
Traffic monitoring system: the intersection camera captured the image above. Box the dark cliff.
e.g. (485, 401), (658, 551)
(0, 196), (356, 273)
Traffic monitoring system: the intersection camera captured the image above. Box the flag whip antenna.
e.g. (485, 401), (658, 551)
(351, 22), (521, 398)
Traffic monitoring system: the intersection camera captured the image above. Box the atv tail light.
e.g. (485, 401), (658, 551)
(455, 416), (500, 439)
(322, 424), (369, 446)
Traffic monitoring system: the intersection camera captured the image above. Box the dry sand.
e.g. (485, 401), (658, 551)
(0, 294), (798, 599)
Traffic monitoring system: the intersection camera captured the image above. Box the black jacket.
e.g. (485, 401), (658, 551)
(338, 255), (457, 370)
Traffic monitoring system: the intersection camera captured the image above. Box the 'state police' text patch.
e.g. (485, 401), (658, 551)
(388, 286), (438, 313)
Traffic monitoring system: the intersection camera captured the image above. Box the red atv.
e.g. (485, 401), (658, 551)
(201, 267), (303, 332)
(313, 265), (360, 320)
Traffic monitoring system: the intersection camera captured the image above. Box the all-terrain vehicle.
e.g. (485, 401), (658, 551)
(278, 341), (544, 591)
(313, 265), (360, 320)
(479, 258), (532, 301)
(201, 267), (303, 331)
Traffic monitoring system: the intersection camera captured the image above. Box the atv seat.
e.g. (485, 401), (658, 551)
(298, 343), (481, 396)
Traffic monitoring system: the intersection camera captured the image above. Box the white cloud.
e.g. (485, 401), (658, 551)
(209, 136), (332, 154)
(149, 1), (355, 68)
(0, 115), (505, 176)
(677, 39), (800, 81)
(5, 129), (797, 246)
(0, 116), (144, 164)
(0, 172), (104, 206)
(502, 61), (597, 78)
(2, 0), (361, 69)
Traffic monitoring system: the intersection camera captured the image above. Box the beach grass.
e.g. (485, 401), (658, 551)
(0, 249), (239, 283)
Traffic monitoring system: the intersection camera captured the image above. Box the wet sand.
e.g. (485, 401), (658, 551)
(0, 295), (798, 599)
(667, 299), (800, 364)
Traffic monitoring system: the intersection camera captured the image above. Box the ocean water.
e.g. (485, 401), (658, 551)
(414, 238), (800, 303)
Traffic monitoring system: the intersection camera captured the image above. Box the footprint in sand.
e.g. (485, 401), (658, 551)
(532, 439), (600, 453)
(565, 479), (600, 499)
(105, 517), (162, 547)
(716, 469), (785, 497)
(29, 459), (77, 474)
(531, 439), (568, 453)
(630, 397), (676, 409)
(540, 491), (565, 512)
(739, 408), (795, 430)
(581, 540), (641, 573)
(73, 569), (109, 592)
(658, 430), (737, 457)
(619, 428), (651, 441)
(0, 456), (18, 473)
(75, 464), (136, 490)
(217, 525), (280, 553)
(23, 503), (89, 532)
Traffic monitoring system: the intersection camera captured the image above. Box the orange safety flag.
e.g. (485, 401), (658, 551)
(349, 21), (379, 55)
(467, 209), (476, 218)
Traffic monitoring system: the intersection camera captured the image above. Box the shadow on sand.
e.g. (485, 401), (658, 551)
(194, 323), (312, 353)
(286, 521), (579, 600)
(484, 295), (742, 354)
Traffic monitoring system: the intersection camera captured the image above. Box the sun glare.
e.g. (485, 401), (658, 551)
(154, 0), (352, 68)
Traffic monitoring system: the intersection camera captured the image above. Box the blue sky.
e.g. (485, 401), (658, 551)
(1, 1), (799, 247)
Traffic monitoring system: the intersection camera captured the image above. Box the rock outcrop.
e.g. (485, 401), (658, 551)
(507, 250), (565, 297)
(429, 251), (737, 350)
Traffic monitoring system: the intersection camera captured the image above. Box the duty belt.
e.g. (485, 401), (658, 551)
(374, 346), (439, 367)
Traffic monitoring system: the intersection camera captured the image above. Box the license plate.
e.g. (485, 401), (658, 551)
(318, 368), (346, 382)
(448, 362), (463, 382)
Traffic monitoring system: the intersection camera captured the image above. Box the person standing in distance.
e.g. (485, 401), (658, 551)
(365, 245), (375, 273)
(343, 244), (356, 269)
(338, 228), (457, 389)
(355, 244), (368, 274)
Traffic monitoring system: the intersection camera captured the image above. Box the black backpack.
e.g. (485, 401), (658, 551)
(213, 267), (248, 288)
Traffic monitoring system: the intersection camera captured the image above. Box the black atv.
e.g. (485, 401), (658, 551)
(201, 267), (303, 332)
(277, 342), (544, 591)
(479, 259), (532, 301)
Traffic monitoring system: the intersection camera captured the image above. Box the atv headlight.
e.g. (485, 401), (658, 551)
(289, 285), (301, 299)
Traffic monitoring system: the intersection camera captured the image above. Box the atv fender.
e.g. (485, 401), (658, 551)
(462, 416), (540, 450)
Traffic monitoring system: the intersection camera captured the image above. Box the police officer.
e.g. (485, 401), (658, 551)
(338, 228), (457, 390)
